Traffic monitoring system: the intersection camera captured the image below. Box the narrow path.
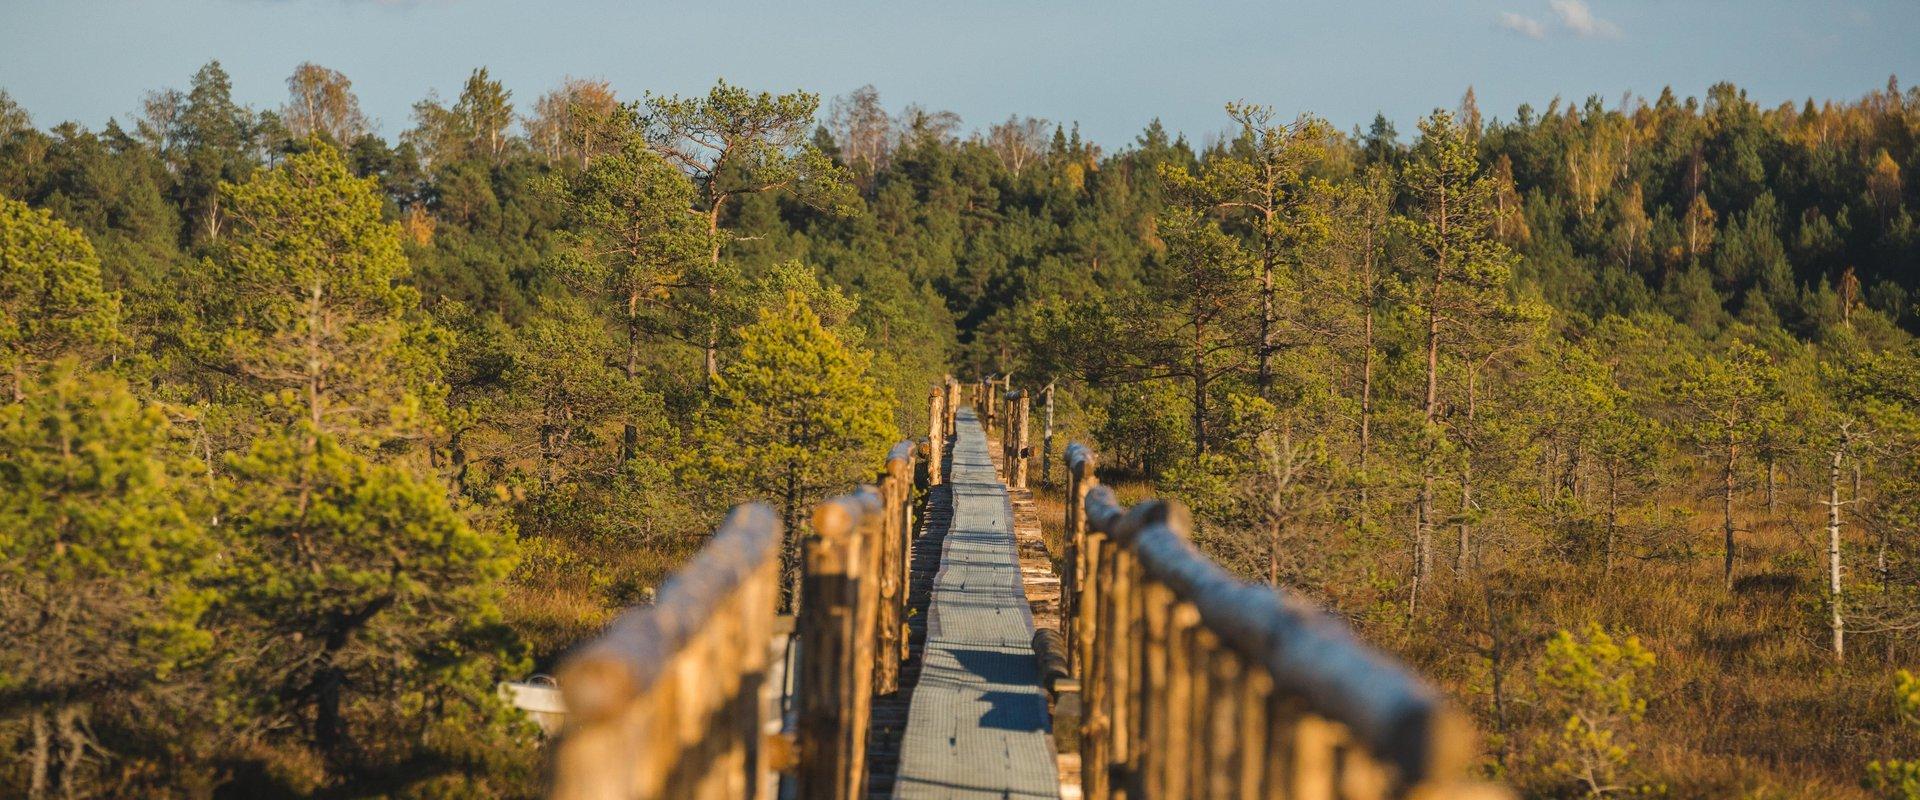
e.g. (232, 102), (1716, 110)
(863, 456), (951, 798)
(892, 407), (1059, 800)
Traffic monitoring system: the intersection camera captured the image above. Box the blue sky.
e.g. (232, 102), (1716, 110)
(1, 0), (1915, 148)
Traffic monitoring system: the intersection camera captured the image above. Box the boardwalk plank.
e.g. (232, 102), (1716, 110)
(892, 408), (1059, 800)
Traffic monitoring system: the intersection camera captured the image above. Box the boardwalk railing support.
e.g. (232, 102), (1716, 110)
(1040, 381), (1055, 488)
(1064, 442), (1509, 800)
(1000, 388), (1032, 490)
(873, 442), (918, 691)
(942, 376), (959, 438)
(548, 505), (782, 800)
(794, 441), (918, 800)
(1014, 390), (1030, 490)
(797, 489), (882, 800)
(927, 389), (945, 486)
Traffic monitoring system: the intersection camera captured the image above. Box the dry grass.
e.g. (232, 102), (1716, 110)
(504, 533), (705, 671)
(1043, 469), (1912, 798)
(1390, 496), (1913, 799)
(1031, 477), (1156, 572)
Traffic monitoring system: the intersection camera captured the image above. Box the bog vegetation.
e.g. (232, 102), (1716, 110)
(1, 62), (1918, 798)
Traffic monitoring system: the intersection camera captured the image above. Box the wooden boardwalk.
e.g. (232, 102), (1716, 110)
(890, 408), (1060, 800)
(544, 380), (1502, 800)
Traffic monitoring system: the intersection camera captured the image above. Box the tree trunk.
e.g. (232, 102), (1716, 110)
(622, 299), (640, 464)
(450, 427), (470, 498)
(1191, 307), (1208, 459)
(1765, 458), (1777, 518)
(1358, 240), (1376, 528)
(781, 466), (800, 613)
(1457, 370), (1477, 574)
(1723, 432), (1738, 590)
(1267, 517), (1280, 587)
(704, 205), (724, 388)
(1413, 262), (1442, 616)
(1827, 447), (1845, 662)
(1483, 587), (1512, 769)
(1258, 209), (1275, 401)
(1605, 468), (1619, 575)
(29, 708), (49, 800)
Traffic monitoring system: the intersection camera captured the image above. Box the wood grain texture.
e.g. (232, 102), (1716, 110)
(1063, 441), (1511, 800)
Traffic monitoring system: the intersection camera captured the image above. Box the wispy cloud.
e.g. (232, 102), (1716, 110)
(1497, 11), (1547, 40)
(1550, 0), (1621, 38)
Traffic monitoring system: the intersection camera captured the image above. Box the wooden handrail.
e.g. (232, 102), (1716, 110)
(1001, 388), (1031, 490)
(548, 504), (782, 800)
(927, 388), (946, 485)
(876, 440), (918, 694)
(1064, 442), (1504, 799)
(792, 439), (920, 800)
(546, 431), (926, 800)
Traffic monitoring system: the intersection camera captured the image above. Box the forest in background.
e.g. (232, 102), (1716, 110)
(1, 61), (1918, 798)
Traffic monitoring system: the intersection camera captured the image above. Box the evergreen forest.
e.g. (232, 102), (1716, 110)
(3, 62), (1920, 798)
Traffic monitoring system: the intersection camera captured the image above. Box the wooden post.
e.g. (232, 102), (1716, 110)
(796, 491), (882, 800)
(1065, 445), (1098, 677)
(1041, 382), (1055, 488)
(875, 443), (915, 695)
(985, 377), (999, 428)
(1006, 387), (1021, 473)
(927, 389), (945, 486)
(944, 377), (959, 437)
(1014, 391), (1031, 490)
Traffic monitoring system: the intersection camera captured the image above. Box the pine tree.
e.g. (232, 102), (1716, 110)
(687, 292), (893, 605)
(0, 197), (120, 401)
(210, 143), (446, 449)
(1158, 103), (1329, 401)
(1675, 340), (1780, 589)
(1152, 207), (1258, 457)
(550, 124), (708, 462)
(208, 143), (527, 790)
(0, 361), (214, 798)
(219, 424), (524, 782)
(644, 80), (855, 381)
(1398, 110), (1518, 612)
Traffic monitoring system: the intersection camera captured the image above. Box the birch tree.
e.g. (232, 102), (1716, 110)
(281, 63), (369, 146)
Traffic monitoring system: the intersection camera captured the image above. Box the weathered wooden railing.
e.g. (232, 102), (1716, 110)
(548, 504), (782, 800)
(1000, 388), (1032, 490)
(797, 440), (919, 799)
(1064, 442), (1506, 800)
(547, 436), (924, 800)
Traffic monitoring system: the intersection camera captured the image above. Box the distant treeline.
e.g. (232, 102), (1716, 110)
(1, 62), (1917, 797)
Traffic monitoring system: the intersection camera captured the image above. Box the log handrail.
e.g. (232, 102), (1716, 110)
(546, 432), (924, 800)
(1001, 388), (1031, 490)
(792, 440), (919, 800)
(1064, 441), (1501, 799)
(548, 504), (782, 800)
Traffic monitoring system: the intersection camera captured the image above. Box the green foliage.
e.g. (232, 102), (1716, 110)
(645, 80), (858, 217)
(689, 291), (894, 529)
(0, 196), (120, 398)
(548, 122), (707, 342)
(1536, 623), (1658, 797)
(6, 63), (1920, 797)
(212, 143), (447, 444)
(1865, 669), (1920, 800)
(220, 425), (528, 790)
(0, 361), (217, 796)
